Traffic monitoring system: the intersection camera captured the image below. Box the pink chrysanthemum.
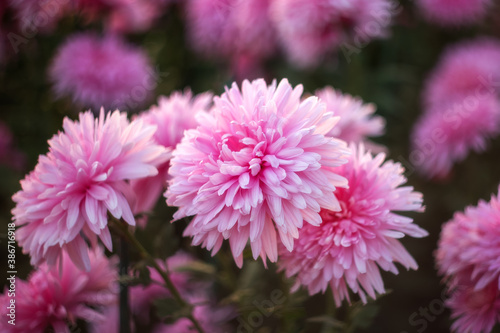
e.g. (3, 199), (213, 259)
(423, 38), (500, 108)
(411, 94), (500, 179)
(315, 87), (385, 151)
(166, 78), (350, 267)
(130, 90), (212, 216)
(49, 33), (155, 110)
(278, 144), (427, 306)
(12, 110), (168, 270)
(436, 187), (500, 333)
(270, 0), (394, 68)
(0, 247), (117, 333)
(416, 0), (492, 26)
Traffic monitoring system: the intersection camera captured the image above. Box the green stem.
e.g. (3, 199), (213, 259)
(111, 217), (206, 333)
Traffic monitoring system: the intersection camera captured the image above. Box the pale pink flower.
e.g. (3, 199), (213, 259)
(166, 78), (350, 267)
(411, 94), (500, 179)
(315, 87), (385, 152)
(49, 33), (155, 110)
(130, 90), (212, 217)
(422, 38), (500, 108)
(0, 247), (117, 333)
(436, 187), (500, 333)
(416, 0), (492, 26)
(270, 0), (394, 68)
(12, 110), (169, 270)
(278, 144), (427, 306)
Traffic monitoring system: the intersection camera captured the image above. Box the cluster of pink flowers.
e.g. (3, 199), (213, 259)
(411, 38), (500, 179)
(185, 0), (396, 70)
(12, 109), (169, 271)
(165, 78), (351, 267)
(436, 187), (500, 333)
(416, 0), (492, 26)
(278, 144), (426, 305)
(0, 247), (117, 333)
(49, 33), (155, 110)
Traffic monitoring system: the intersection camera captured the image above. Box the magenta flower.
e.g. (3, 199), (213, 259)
(436, 187), (500, 333)
(130, 90), (212, 217)
(49, 33), (155, 110)
(411, 95), (500, 179)
(166, 78), (350, 267)
(12, 110), (169, 270)
(278, 144), (427, 306)
(315, 87), (385, 152)
(9, 0), (71, 33)
(270, 0), (394, 68)
(0, 247), (117, 333)
(416, 0), (492, 26)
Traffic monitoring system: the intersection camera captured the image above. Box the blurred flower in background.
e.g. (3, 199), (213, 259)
(278, 144), (427, 306)
(49, 33), (156, 110)
(130, 90), (212, 220)
(411, 38), (500, 179)
(416, 0), (492, 26)
(0, 120), (26, 170)
(436, 187), (500, 333)
(315, 86), (385, 152)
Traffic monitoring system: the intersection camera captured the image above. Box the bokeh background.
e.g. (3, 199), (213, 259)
(2, 0), (500, 332)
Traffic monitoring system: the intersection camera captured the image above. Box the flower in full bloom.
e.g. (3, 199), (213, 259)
(315, 87), (385, 152)
(12, 110), (169, 270)
(411, 95), (500, 179)
(270, 0), (394, 68)
(130, 90), (212, 217)
(278, 144), (427, 306)
(416, 0), (492, 26)
(436, 187), (500, 333)
(0, 247), (117, 333)
(49, 33), (155, 110)
(166, 78), (350, 267)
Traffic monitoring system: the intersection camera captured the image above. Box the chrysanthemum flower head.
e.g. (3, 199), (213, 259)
(49, 33), (155, 110)
(0, 247), (117, 333)
(131, 90), (212, 217)
(12, 110), (169, 270)
(315, 87), (385, 151)
(411, 94), (500, 179)
(416, 0), (492, 26)
(278, 144), (427, 306)
(423, 38), (500, 108)
(166, 78), (350, 267)
(436, 187), (500, 333)
(270, 0), (394, 68)
(9, 0), (71, 33)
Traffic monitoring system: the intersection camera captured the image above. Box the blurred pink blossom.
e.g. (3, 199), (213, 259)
(416, 0), (492, 26)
